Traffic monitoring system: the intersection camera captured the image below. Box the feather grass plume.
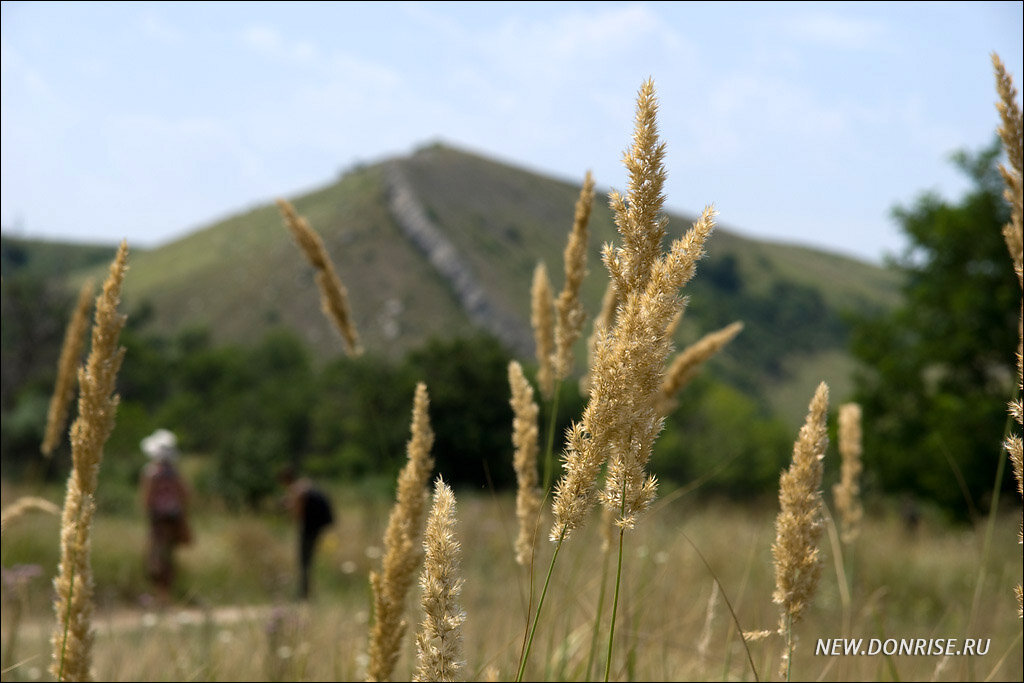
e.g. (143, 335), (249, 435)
(773, 381), (829, 677)
(992, 52), (1024, 617)
(276, 198), (363, 356)
(413, 477), (465, 682)
(993, 54), (1023, 272)
(774, 382), (829, 625)
(51, 242), (128, 682)
(41, 279), (94, 458)
(509, 361), (542, 566)
(368, 383), (436, 681)
(579, 280), (618, 396)
(659, 321), (744, 415)
(553, 171), (595, 381)
(1, 496), (60, 536)
(530, 261), (556, 401)
(551, 79), (715, 537)
(521, 77), (715, 683)
(833, 402), (864, 544)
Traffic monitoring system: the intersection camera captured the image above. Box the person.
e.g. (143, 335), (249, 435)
(278, 465), (334, 600)
(139, 428), (192, 606)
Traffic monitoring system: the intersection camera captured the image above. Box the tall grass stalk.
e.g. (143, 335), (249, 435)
(524, 77), (717, 682)
(50, 241), (128, 682)
(507, 357), (545, 679)
(41, 279), (94, 458)
(552, 78), (715, 542)
(583, 507), (614, 682)
(530, 260), (561, 492)
(832, 402), (863, 545)
(678, 530), (761, 682)
(822, 505), (852, 637)
(413, 477), (465, 682)
(276, 198), (363, 357)
(772, 381), (829, 681)
(604, 502), (625, 683)
(553, 171), (595, 384)
(508, 360), (542, 568)
(696, 580), (719, 670)
(991, 51), (1023, 617)
(597, 81), (714, 679)
(1, 496), (60, 536)
(533, 172), (595, 494)
(659, 320), (744, 415)
(831, 401), (862, 623)
(540, 380), (561, 494)
(367, 383), (435, 682)
(531, 261), (556, 404)
(515, 526), (566, 683)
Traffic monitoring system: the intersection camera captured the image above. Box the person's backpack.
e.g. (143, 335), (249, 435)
(304, 487), (334, 535)
(148, 462), (184, 518)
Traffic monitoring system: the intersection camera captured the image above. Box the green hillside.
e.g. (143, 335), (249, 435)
(12, 143), (902, 427)
(1, 235), (121, 279)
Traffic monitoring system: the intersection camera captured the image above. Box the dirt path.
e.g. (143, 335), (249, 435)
(12, 603), (281, 642)
(97, 603), (279, 635)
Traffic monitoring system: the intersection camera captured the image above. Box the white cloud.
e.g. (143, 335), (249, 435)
(240, 25), (318, 64)
(139, 13), (184, 45)
(241, 25), (282, 53)
(784, 11), (889, 50)
(485, 4), (690, 73)
(498, 5), (677, 60)
(239, 23), (399, 90)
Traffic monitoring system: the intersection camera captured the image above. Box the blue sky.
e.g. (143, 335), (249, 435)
(2, 1), (1021, 264)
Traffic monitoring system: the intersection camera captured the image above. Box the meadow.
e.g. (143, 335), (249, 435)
(2, 477), (1022, 682)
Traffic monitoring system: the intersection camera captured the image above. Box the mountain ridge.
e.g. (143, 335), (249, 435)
(3, 141), (902, 426)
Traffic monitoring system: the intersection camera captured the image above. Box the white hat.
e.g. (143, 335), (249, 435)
(141, 429), (178, 460)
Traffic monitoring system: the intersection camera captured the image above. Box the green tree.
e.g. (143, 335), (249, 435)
(401, 333), (520, 489)
(851, 139), (1019, 520)
(204, 328), (316, 508)
(308, 351), (415, 480)
(654, 374), (793, 500)
(0, 271), (76, 475)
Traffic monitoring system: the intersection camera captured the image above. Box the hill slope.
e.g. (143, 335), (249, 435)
(22, 143), (902, 427)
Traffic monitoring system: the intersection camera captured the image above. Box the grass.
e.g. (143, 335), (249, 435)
(1, 481), (1021, 681)
(2, 58), (1019, 683)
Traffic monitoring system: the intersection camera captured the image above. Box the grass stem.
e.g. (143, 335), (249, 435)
(516, 526), (566, 682)
(541, 379), (562, 493)
(604, 524), (625, 682)
(584, 535), (612, 682)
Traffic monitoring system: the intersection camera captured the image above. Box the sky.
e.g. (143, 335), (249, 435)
(1, 1), (1022, 265)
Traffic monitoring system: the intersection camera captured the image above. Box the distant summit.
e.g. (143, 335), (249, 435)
(5, 142), (901, 426)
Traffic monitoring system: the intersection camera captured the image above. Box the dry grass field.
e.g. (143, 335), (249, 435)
(1, 480), (1022, 681)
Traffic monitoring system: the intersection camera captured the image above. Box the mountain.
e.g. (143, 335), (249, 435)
(1, 236), (123, 279)
(8, 143), (902, 427)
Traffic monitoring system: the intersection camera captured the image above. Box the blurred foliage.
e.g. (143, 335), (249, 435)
(655, 374), (794, 500)
(0, 275), (798, 510)
(850, 138), (1019, 521)
(0, 271), (71, 414)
